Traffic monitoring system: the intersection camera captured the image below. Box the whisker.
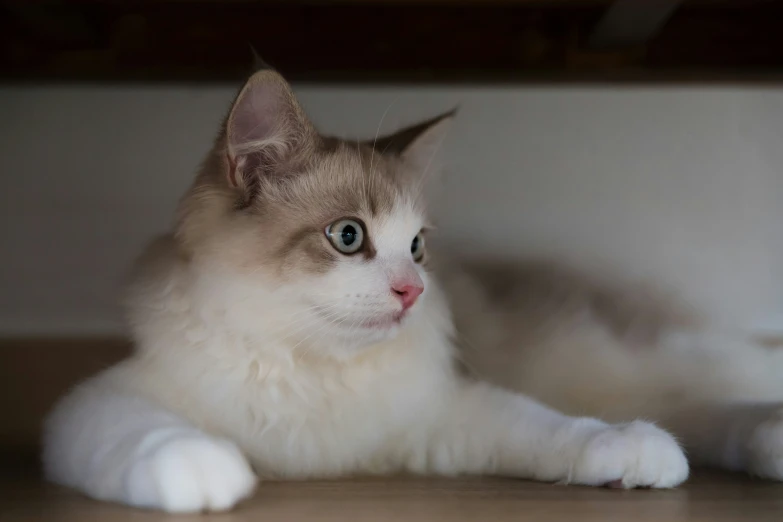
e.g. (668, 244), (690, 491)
(446, 328), (485, 380)
(414, 130), (449, 199)
(292, 309), (349, 361)
(266, 302), (343, 338)
(369, 97), (399, 193)
(277, 306), (346, 346)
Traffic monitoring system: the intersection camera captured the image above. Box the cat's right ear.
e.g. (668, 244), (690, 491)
(367, 109), (456, 177)
(224, 69), (317, 190)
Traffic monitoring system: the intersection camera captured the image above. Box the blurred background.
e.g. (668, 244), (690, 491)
(0, 1), (781, 339)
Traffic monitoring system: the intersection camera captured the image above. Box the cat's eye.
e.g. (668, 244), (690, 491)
(326, 219), (365, 255)
(411, 232), (425, 262)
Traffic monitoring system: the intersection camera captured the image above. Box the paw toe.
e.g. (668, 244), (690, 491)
(574, 421), (688, 489)
(124, 436), (256, 513)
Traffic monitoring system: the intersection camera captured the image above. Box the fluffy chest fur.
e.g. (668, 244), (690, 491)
(116, 243), (457, 478)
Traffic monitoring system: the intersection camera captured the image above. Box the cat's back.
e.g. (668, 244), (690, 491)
(437, 257), (704, 420)
(439, 257), (783, 422)
(439, 258), (685, 348)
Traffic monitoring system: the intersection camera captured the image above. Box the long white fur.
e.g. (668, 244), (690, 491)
(43, 199), (688, 513)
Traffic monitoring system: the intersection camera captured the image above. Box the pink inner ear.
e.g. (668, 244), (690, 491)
(227, 75), (285, 155)
(225, 72), (303, 188)
(230, 95), (277, 146)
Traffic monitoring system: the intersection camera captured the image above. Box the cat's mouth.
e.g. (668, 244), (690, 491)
(358, 311), (406, 330)
(311, 304), (407, 331)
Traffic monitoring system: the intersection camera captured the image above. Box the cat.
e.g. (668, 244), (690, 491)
(41, 65), (781, 514)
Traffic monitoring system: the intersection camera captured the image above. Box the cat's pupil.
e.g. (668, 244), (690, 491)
(341, 225), (357, 246)
(411, 236), (419, 253)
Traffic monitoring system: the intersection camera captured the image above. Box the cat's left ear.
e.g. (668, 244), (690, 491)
(369, 109), (456, 174)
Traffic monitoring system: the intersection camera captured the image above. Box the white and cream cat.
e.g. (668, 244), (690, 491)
(44, 67), (783, 513)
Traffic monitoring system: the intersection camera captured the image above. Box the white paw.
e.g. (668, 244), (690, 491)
(746, 409), (783, 480)
(571, 420), (689, 488)
(124, 435), (257, 513)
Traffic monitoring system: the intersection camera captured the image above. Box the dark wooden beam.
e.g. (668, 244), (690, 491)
(1, 1), (782, 84)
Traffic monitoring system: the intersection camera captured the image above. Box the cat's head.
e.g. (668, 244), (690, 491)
(175, 67), (453, 356)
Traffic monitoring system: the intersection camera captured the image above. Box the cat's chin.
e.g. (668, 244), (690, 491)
(327, 313), (412, 354)
(358, 311), (406, 330)
(313, 305), (408, 334)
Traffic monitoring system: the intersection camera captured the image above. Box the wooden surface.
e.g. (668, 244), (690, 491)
(3, 1), (783, 84)
(2, 471), (783, 522)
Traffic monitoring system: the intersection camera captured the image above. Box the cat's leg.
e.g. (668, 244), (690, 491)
(43, 379), (256, 513)
(413, 381), (689, 488)
(664, 403), (783, 480)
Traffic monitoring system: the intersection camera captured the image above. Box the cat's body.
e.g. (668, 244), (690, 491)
(446, 260), (783, 419)
(43, 67), (783, 513)
(443, 262), (783, 470)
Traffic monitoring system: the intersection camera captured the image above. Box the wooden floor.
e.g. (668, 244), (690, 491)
(3, 471), (783, 522)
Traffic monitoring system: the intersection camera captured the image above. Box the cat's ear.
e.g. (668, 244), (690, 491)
(224, 69), (317, 189)
(370, 109), (456, 173)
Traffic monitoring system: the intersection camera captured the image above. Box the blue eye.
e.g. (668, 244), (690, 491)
(411, 232), (425, 262)
(326, 219), (364, 254)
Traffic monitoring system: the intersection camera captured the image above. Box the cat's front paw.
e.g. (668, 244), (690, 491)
(571, 420), (689, 488)
(746, 409), (783, 480)
(124, 435), (257, 513)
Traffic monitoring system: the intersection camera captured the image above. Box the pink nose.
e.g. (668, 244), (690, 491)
(392, 283), (424, 310)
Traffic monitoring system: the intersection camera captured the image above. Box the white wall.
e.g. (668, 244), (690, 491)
(1, 84), (781, 336)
